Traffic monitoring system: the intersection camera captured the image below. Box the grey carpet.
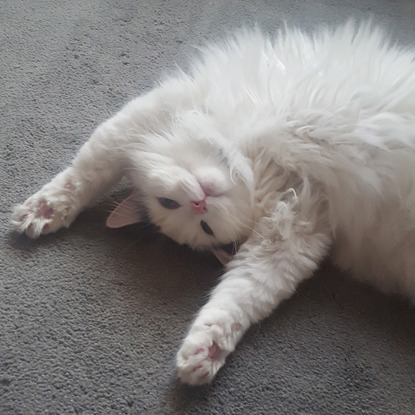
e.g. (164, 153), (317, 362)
(2, 1), (415, 414)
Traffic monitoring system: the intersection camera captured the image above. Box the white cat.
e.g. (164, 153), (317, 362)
(12, 21), (415, 385)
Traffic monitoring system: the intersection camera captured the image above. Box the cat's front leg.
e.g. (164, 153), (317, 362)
(176, 193), (331, 385)
(11, 119), (128, 238)
(12, 80), (196, 238)
(176, 298), (246, 385)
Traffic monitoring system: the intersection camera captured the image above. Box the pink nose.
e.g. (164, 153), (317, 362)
(191, 200), (207, 214)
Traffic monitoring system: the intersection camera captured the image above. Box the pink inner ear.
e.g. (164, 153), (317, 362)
(106, 189), (143, 228)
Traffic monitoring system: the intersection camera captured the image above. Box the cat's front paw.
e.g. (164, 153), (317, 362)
(176, 315), (241, 385)
(176, 326), (228, 385)
(12, 185), (78, 239)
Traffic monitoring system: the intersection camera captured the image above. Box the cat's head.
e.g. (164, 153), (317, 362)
(107, 112), (255, 260)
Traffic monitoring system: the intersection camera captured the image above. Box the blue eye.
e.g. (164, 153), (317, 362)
(200, 220), (214, 236)
(158, 198), (181, 210)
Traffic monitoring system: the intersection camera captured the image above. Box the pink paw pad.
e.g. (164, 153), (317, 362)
(38, 200), (53, 219)
(193, 342), (221, 360)
(208, 342), (221, 360)
(232, 322), (241, 331)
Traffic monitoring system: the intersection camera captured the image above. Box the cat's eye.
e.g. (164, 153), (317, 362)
(158, 198), (181, 210)
(200, 220), (214, 236)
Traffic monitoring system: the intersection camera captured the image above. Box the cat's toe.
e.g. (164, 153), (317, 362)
(176, 327), (228, 385)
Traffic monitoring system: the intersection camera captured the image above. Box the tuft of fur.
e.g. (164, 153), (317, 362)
(12, 21), (415, 385)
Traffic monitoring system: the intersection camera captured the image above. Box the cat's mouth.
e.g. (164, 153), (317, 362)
(219, 241), (239, 256)
(148, 220), (240, 265)
(210, 241), (240, 265)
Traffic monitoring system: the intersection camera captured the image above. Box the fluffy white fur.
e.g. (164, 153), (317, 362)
(12, 21), (415, 385)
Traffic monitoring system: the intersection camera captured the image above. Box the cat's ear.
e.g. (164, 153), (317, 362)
(106, 189), (143, 228)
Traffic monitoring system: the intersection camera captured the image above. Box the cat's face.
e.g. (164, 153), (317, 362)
(127, 126), (254, 251)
